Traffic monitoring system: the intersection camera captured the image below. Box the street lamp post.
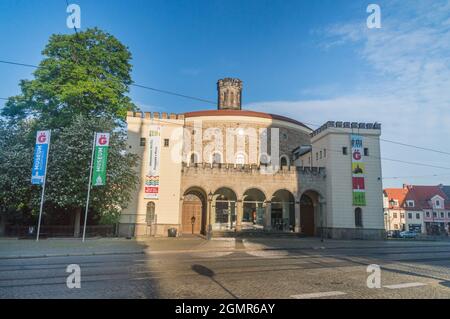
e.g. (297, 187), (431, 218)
(384, 212), (390, 232)
(207, 191), (213, 240)
(319, 197), (325, 242)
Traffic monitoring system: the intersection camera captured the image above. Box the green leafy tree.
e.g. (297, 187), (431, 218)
(1, 28), (139, 236)
(46, 115), (138, 235)
(0, 119), (38, 234)
(2, 27), (136, 127)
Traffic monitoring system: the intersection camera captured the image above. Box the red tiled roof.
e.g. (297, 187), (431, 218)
(384, 188), (408, 209)
(406, 185), (450, 210)
(384, 185), (450, 210)
(183, 109), (311, 130)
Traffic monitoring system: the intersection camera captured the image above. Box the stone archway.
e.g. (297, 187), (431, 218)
(242, 188), (266, 231)
(182, 187), (207, 235)
(271, 189), (295, 232)
(213, 187), (237, 231)
(300, 190), (322, 236)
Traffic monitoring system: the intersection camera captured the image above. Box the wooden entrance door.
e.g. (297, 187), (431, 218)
(182, 200), (202, 234)
(300, 195), (315, 236)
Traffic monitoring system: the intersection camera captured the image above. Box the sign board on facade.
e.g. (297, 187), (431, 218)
(351, 134), (366, 206)
(144, 125), (161, 199)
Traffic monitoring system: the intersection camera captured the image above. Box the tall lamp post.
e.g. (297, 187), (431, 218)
(384, 212), (389, 232)
(207, 191), (213, 240)
(319, 197), (325, 242)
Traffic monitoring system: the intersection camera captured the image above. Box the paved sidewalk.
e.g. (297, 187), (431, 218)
(0, 238), (147, 259)
(1, 236), (449, 259)
(0, 237), (234, 259)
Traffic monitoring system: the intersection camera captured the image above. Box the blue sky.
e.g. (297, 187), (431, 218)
(1, 0), (450, 188)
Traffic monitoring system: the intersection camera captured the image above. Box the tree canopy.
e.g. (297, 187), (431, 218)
(1, 28), (139, 230)
(2, 28), (136, 127)
(46, 115), (138, 224)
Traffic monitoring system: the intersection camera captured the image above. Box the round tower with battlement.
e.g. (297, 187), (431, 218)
(217, 78), (242, 110)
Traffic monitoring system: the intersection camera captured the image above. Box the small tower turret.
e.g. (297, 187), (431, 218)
(217, 78), (242, 110)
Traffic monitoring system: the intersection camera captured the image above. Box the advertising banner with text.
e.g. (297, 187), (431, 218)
(31, 130), (51, 185)
(144, 126), (161, 199)
(92, 133), (110, 186)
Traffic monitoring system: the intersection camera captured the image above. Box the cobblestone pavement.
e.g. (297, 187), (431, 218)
(1, 237), (450, 298)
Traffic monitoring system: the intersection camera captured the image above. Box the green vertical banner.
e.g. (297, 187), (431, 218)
(92, 133), (110, 187)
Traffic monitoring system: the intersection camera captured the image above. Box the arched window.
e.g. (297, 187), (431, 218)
(355, 207), (363, 227)
(235, 153), (245, 165)
(212, 152), (222, 164)
(280, 156), (289, 167)
(146, 202), (155, 226)
(190, 153), (198, 165)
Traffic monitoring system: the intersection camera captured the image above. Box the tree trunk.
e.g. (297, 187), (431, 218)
(74, 207), (81, 238)
(0, 213), (5, 237)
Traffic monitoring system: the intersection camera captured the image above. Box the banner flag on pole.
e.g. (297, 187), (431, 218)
(33, 130), (51, 241)
(92, 133), (110, 187)
(31, 130), (51, 185)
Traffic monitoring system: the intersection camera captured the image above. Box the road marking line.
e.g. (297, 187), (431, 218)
(290, 291), (347, 299)
(383, 282), (427, 289)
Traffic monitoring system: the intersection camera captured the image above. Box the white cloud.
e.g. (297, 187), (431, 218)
(249, 0), (450, 186)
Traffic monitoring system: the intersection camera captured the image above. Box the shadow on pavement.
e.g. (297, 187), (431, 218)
(192, 264), (238, 299)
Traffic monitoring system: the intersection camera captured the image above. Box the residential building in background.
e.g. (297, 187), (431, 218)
(383, 187), (408, 231)
(383, 185), (450, 235)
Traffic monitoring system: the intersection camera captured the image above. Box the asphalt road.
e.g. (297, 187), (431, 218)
(1, 238), (450, 299)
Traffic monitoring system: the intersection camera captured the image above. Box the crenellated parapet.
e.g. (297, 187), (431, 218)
(311, 121), (381, 137)
(181, 162), (326, 177)
(126, 111), (185, 120)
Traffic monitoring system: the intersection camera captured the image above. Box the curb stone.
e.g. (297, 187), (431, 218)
(0, 250), (145, 260)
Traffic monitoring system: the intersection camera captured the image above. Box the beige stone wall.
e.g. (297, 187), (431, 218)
(184, 116), (311, 166)
(121, 113), (384, 239)
(121, 112), (315, 237)
(120, 112), (184, 237)
(310, 125), (384, 231)
(181, 164), (326, 201)
(181, 164), (327, 233)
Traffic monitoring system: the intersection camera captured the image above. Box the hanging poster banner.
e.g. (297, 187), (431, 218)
(144, 126), (161, 199)
(31, 130), (51, 185)
(92, 133), (110, 186)
(351, 134), (366, 206)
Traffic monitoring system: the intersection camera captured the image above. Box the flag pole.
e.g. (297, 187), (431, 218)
(82, 132), (96, 242)
(36, 131), (51, 242)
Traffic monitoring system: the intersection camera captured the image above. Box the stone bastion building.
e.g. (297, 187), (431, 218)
(119, 78), (384, 239)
